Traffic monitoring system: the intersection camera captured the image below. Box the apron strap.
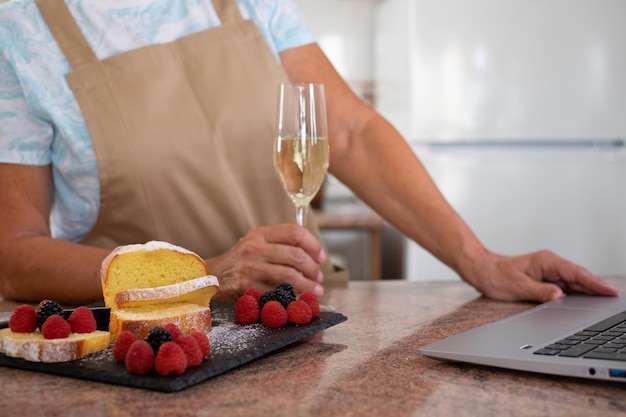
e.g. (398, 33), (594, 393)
(35, 0), (98, 70)
(212, 0), (244, 24)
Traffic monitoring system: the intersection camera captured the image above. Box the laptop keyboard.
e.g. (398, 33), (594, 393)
(534, 312), (626, 361)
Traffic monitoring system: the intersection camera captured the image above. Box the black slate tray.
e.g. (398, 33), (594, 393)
(0, 301), (347, 392)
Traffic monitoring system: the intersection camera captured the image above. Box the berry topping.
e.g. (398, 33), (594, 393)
(177, 334), (203, 367)
(191, 332), (211, 358)
(9, 304), (38, 333)
(155, 341), (188, 376)
(242, 287), (261, 302)
(286, 299), (313, 325)
(118, 326), (211, 376)
(41, 314), (71, 339)
(260, 300), (288, 328)
(299, 291), (321, 318)
(145, 326), (173, 354)
(234, 285), (322, 329)
(235, 294), (260, 324)
(125, 340), (155, 375)
(36, 300), (64, 330)
(67, 306), (97, 333)
(259, 282), (296, 309)
(113, 331), (139, 363)
(163, 323), (182, 341)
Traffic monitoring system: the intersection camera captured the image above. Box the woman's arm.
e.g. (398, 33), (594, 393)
(0, 163), (108, 304)
(279, 44), (485, 277)
(279, 43), (618, 302)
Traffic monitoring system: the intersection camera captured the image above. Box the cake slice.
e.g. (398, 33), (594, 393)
(0, 328), (110, 363)
(101, 241), (220, 340)
(114, 275), (220, 308)
(109, 303), (212, 340)
(101, 241), (210, 307)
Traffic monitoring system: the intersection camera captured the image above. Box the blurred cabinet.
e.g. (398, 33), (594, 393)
(315, 206), (386, 280)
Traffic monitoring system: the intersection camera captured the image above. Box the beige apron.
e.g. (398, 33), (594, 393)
(36, 0), (348, 284)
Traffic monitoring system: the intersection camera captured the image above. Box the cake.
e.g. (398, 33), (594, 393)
(114, 275), (219, 308)
(0, 328), (111, 363)
(108, 303), (212, 340)
(101, 241), (220, 340)
(101, 241), (210, 307)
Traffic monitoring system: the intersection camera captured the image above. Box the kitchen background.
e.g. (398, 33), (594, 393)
(296, 0), (626, 281)
(2, 0), (623, 281)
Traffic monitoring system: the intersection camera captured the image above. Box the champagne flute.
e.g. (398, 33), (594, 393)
(274, 83), (329, 227)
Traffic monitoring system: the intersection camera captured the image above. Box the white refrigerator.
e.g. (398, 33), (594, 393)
(373, 0), (626, 281)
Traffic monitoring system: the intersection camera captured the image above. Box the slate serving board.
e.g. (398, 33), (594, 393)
(0, 301), (347, 392)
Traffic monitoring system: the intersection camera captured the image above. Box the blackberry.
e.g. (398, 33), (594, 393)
(36, 300), (64, 329)
(145, 327), (173, 353)
(259, 283), (296, 309)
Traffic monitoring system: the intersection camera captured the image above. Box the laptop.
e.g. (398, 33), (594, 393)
(419, 295), (626, 382)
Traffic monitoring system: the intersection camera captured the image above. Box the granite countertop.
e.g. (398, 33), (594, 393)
(2, 277), (626, 417)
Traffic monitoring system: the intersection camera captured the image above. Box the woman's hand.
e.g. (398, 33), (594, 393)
(464, 249), (619, 302)
(205, 224), (326, 300)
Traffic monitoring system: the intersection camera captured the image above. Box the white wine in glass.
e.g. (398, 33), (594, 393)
(274, 83), (329, 227)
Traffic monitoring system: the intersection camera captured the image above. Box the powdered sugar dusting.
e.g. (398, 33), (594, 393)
(78, 346), (114, 365)
(208, 308), (268, 356)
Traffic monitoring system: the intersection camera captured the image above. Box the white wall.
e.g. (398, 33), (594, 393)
(374, 0), (626, 142)
(296, 0), (377, 82)
(296, 0), (379, 109)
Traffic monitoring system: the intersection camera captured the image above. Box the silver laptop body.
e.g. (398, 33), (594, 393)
(419, 295), (626, 382)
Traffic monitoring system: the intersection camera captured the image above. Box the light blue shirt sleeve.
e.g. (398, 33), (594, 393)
(0, 28), (54, 166)
(267, 0), (316, 53)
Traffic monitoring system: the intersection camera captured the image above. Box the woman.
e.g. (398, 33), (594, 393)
(0, 0), (617, 304)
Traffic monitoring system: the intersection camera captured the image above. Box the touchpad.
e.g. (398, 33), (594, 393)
(499, 306), (603, 329)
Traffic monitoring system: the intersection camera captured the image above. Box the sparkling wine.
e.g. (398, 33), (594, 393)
(274, 136), (329, 207)
(275, 82), (328, 226)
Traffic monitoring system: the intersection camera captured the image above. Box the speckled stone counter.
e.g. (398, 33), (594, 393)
(2, 277), (626, 417)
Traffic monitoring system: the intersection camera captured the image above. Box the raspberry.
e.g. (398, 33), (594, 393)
(9, 305), (38, 333)
(260, 300), (288, 328)
(145, 327), (173, 353)
(163, 323), (182, 341)
(191, 332), (211, 358)
(286, 300), (313, 325)
(235, 294), (260, 324)
(125, 340), (155, 375)
(113, 331), (139, 363)
(41, 314), (71, 339)
(177, 335), (203, 367)
(67, 306), (97, 333)
(299, 291), (320, 318)
(154, 341), (188, 376)
(260, 283), (296, 309)
(242, 287), (261, 302)
(36, 300), (64, 330)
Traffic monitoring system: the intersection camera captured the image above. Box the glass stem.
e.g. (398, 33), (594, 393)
(296, 204), (308, 227)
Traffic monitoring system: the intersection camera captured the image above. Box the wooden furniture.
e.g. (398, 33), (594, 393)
(314, 204), (386, 279)
(2, 277), (626, 416)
